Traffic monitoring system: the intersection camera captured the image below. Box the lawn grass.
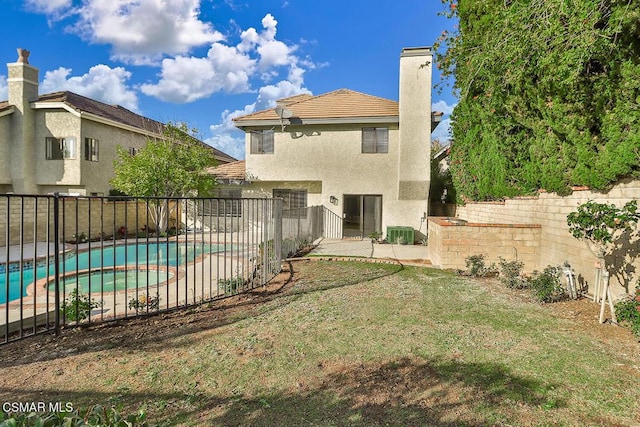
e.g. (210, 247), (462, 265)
(0, 260), (638, 426)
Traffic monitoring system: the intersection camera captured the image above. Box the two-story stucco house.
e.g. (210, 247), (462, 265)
(0, 49), (235, 195)
(215, 47), (439, 240)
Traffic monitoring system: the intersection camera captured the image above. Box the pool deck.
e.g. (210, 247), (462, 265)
(0, 243), (59, 263)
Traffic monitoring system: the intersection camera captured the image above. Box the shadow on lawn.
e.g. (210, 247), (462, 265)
(0, 356), (564, 426)
(0, 260), (404, 367)
(205, 357), (564, 427)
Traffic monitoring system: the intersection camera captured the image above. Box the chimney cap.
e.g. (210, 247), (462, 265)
(17, 48), (30, 64)
(400, 47), (432, 57)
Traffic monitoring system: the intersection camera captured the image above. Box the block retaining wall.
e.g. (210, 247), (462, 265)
(454, 179), (640, 299)
(428, 217), (541, 273)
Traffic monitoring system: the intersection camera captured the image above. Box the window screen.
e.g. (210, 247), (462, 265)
(362, 127), (389, 153)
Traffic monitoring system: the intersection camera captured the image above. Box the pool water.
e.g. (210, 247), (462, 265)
(57, 269), (173, 294)
(0, 241), (224, 304)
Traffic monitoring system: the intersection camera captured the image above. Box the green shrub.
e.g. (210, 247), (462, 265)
(61, 289), (102, 322)
(615, 292), (640, 338)
(128, 293), (161, 313)
(219, 277), (245, 295)
(498, 257), (528, 289)
(463, 254), (496, 277)
(0, 405), (156, 426)
(529, 266), (566, 303)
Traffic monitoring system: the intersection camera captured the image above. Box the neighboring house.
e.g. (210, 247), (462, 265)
(213, 47), (440, 240)
(0, 48), (235, 196)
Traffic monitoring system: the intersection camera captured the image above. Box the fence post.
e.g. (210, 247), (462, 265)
(274, 198), (283, 264)
(53, 192), (61, 336)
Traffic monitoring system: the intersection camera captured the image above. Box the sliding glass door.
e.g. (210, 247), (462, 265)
(342, 195), (382, 238)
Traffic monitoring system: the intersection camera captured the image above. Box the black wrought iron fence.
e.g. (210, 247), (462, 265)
(0, 195), (341, 345)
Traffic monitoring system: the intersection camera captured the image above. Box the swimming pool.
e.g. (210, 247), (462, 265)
(0, 241), (225, 305)
(54, 268), (174, 294)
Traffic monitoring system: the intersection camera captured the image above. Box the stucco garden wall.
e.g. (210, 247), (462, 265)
(455, 179), (640, 299)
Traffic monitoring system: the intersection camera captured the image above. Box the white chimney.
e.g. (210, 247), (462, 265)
(398, 46), (432, 201)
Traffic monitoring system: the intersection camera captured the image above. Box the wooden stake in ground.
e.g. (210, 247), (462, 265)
(598, 271), (617, 324)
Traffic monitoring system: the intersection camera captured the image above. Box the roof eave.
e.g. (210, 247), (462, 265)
(234, 115), (400, 129)
(32, 101), (165, 138)
(0, 106), (16, 118)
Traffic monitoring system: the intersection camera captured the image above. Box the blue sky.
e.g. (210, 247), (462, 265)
(0, 0), (457, 160)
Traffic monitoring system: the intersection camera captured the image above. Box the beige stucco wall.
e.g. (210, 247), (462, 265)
(243, 123), (430, 237)
(0, 115), (11, 184)
(22, 110), (150, 195)
(34, 110), (82, 189)
(79, 119), (149, 195)
(243, 123), (428, 236)
(455, 180), (640, 298)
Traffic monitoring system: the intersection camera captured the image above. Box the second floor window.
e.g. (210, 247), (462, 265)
(362, 127), (389, 153)
(250, 130), (274, 154)
(84, 138), (99, 162)
(46, 137), (76, 160)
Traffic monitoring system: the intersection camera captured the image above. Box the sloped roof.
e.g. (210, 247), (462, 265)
(277, 93), (314, 106)
(233, 89), (399, 126)
(36, 91), (166, 134)
(208, 160), (246, 181)
(24, 91), (236, 163)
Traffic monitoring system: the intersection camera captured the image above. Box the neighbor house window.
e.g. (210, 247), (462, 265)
(362, 127), (389, 153)
(84, 138), (99, 162)
(203, 188), (243, 217)
(273, 189), (307, 217)
(250, 130), (274, 154)
(46, 137), (76, 160)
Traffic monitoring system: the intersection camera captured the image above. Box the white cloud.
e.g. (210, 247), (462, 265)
(205, 131), (245, 161)
(432, 117), (452, 142)
(142, 13), (311, 104)
(431, 99), (456, 142)
(207, 72), (312, 160)
(71, 0), (223, 64)
(25, 0), (71, 14)
(140, 42), (256, 103)
(432, 99), (456, 115)
(0, 75), (7, 101)
(41, 65), (139, 111)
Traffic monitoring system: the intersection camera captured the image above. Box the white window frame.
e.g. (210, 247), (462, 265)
(250, 130), (274, 154)
(46, 137), (76, 160)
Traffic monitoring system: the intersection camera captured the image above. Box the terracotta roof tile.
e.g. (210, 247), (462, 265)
(233, 89), (398, 123)
(208, 160), (246, 180)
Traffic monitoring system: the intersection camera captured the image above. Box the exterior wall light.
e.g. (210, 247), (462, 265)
(329, 196), (338, 205)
